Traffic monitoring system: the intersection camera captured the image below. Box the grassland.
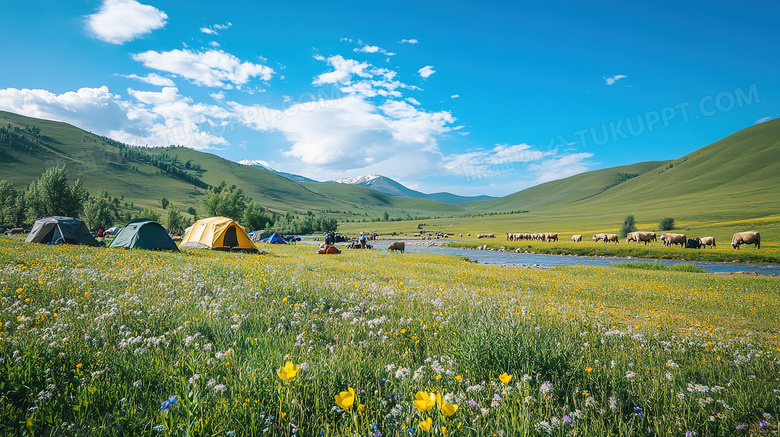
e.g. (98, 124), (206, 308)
(1, 237), (778, 435)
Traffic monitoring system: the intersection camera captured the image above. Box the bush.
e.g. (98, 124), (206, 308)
(659, 217), (675, 231)
(618, 214), (637, 238)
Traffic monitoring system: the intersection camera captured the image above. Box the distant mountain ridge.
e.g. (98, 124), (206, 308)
(237, 159), (317, 182)
(331, 174), (495, 204)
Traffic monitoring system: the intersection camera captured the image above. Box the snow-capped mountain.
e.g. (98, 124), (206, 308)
(334, 175), (383, 185)
(332, 175), (495, 204)
(237, 159), (317, 182)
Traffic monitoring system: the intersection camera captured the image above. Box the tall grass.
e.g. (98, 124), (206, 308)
(1, 238), (778, 435)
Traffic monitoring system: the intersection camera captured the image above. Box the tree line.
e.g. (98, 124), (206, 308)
(0, 166), (338, 235)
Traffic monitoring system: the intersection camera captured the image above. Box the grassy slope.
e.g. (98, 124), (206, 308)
(0, 111), (465, 219)
(0, 111), (207, 215)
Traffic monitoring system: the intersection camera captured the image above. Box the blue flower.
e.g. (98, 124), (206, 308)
(380, 378), (387, 387)
(408, 428), (415, 435)
(634, 407), (644, 418)
(168, 396), (178, 405)
(160, 401), (170, 410)
(736, 424), (746, 430)
(760, 421), (769, 428)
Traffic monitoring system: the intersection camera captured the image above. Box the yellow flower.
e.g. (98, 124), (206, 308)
(586, 367), (593, 373)
(76, 363), (83, 369)
(419, 417), (432, 432)
(454, 375), (462, 382)
(437, 392), (458, 417)
(358, 404), (365, 413)
(335, 387), (355, 410)
(413, 391), (436, 413)
(277, 361), (300, 382)
(499, 372), (512, 385)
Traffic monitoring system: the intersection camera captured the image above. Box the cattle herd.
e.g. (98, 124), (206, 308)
(501, 230), (761, 250)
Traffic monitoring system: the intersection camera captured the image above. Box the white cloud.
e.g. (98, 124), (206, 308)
(526, 152), (594, 183)
(123, 73), (175, 87)
(604, 74), (627, 85)
(450, 94), (460, 99)
(754, 116), (775, 124)
(354, 44), (395, 56)
(229, 94), (454, 178)
(132, 48), (274, 88)
(0, 84), (232, 150)
(406, 97), (421, 106)
(0, 86), (130, 134)
(209, 41), (220, 48)
(418, 65), (435, 79)
(399, 39), (418, 44)
(200, 22), (232, 35)
(117, 87), (231, 149)
(85, 0), (167, 44)
(312, 55), (416, 99)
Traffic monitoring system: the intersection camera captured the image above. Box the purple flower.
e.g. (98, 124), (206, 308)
(760, 421), (769, 428)
(736, 424), (746, 430)
(634, 407), (644, 418)
(685, 432), (695, 437)
(374, 432), (382, 437)
(467, 399), (478, 407)
(563, 415), (572, 424)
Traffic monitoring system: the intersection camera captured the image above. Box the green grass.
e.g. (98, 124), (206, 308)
(441, 239), (780, 263)
(1, 237), (779, 435)
(611, 261), (705, 273)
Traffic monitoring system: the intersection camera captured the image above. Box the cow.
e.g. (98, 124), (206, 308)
(698, 236), (716, 248)
(571, 234), (582, 243)
(545, 233), (559, 242)
(626, 231), (656, 245)
(661, 233), (686, 248)
(686, 238), (703, 249)
(732, 232), (760, 250)
(387, 241), (405, 253)
(603, 234), (619, 244)
(592, 233), (605, 242)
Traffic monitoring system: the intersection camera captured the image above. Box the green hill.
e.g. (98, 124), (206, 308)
(0, 110), (463, 221)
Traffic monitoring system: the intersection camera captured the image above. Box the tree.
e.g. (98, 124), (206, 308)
(140, 208), (161, 222)
(160, 197), (169, 210)
(6, 192), (28, 227)
(382, 211), (389, 221)
(25, 165), (87, 218)
(202, 182), (247, 219)
(187, 206), (197, 216)
(167, 206), (185, 234)
(0, 179), (17, 224)
(619, 214), (637, 238)
(659, 217), (675, 231)
(83, 196), (115, 230)
(243, 201), (271, 231)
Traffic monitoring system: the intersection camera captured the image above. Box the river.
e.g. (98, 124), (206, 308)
(300, 236), (779, 276)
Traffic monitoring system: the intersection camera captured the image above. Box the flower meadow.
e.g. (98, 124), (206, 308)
(1, 237), (779, 436)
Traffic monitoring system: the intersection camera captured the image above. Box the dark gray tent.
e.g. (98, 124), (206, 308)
(109, 219), (179, 251)
(25, 216), (100, 246)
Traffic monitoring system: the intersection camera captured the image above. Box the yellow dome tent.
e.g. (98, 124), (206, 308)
(179, 217), (258, 253)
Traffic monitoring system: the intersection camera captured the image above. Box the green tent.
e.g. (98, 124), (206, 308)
(109, 219), (179, 251)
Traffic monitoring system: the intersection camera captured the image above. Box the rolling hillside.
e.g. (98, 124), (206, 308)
(0, 111), (464, 220)
(331, 174), (494, 204)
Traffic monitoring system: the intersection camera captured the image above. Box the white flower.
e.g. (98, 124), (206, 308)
(540, 381), (554, 395)
(625, 371), (637, 379)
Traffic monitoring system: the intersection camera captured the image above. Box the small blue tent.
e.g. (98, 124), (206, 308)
(260, 232), (287, 244)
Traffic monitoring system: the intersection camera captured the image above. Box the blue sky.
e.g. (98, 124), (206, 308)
(1, 1), (778, 196)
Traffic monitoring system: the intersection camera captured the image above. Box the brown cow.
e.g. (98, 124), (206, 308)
(732, 232), (760, 250)
(661, 233), (686, 248)
(698, 236), (716, 248)
(592, 233), (605, 242)
(388, 241), (405, 252)
(603, 234), (619, 244)
(626, 231), (656, 245)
